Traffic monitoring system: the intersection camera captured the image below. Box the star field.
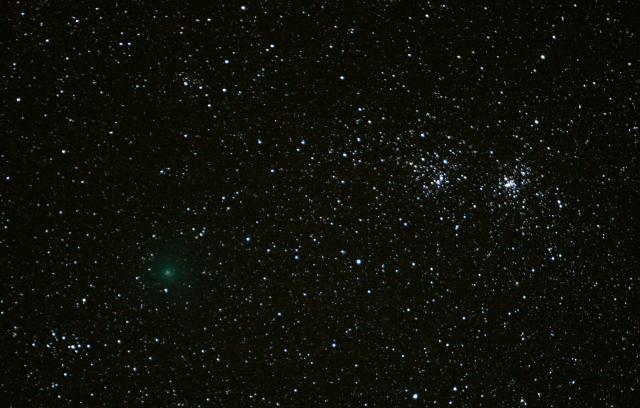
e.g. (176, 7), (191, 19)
(2, 1), (639, 407)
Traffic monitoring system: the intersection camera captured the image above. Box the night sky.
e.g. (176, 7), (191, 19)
(3, 1), (639, 407)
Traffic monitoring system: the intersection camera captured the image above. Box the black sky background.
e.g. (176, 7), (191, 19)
(2, 1), (639, 406)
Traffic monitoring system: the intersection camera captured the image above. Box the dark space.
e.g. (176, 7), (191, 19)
(2, 1), (639, 406)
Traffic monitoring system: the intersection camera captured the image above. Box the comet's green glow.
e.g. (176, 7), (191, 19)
(159, 264), (177, 282)
(149, 254), (179, 283)
(147, 247), (187, 289)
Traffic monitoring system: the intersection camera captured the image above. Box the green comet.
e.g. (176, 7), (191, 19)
(159, 265), (178, 282)
(146, 246), (189, 289)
